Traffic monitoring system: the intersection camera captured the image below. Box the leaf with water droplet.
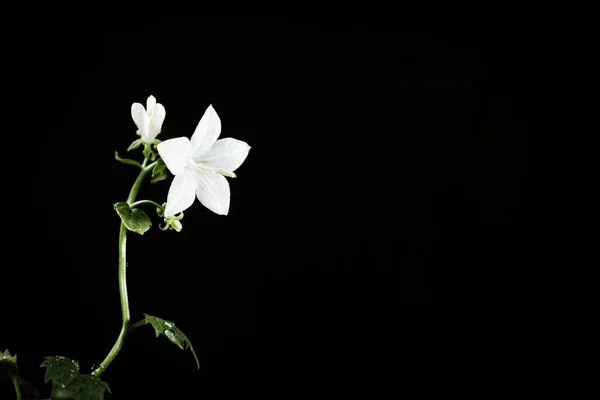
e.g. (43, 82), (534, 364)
(41, 356), (78, 387)
(41, 356), (110, 400)
(143, 313), (200, 369)
(114, 202), (152, 235)
(0, 349), (18, 382)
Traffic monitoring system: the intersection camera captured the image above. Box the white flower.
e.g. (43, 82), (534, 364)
(157, 104), (251, 216)
(131, 95), (166, 143)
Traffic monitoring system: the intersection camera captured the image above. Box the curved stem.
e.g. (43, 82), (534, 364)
(91, 158), (158, 377)
(91, 223), (129, 377)
(10, 375), (22, 400)
(115, 151), (142, 168)
(127, 160), (157, 204)
(130, 199), (164, 210)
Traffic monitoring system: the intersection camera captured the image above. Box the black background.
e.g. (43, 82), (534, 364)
(2, 18), (579, 397)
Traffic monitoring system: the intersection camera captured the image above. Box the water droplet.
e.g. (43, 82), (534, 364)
(164, 321), (173, 328)
(165, 329), (175, 340)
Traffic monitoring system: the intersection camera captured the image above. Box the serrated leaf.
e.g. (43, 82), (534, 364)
(0, 349), (18, 382)
(41, 356), (110, 400)
(151, 158), (168, 184)
(114, 202), (152, 235)
(143, 314), (200, 369)
(127, 138), (143, 151)
(41, 356), (79, 386)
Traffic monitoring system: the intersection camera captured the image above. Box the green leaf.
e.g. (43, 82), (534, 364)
(127, 138), (143, 152)
(114, 202), (152, 235)
(0, 349), (18, 382)
(41, 356), (79, 386)
(19, 377), (40, 400)
(151, 158), (168, 184)
(41, 356), (110, 400)
(143, 314), (200, 369)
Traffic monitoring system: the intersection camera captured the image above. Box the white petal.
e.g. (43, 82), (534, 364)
(146, 103), (166, 142)
(131, 102), (146, 132)
(146, 95), (157, 115)
(157, 137), (194, 175)
(192, 171), (230, 215)
(195, 138), (251, 172)
(191, 104), (222, 156)
(165, 170), (198, 217)
(152, 103), (166, 132)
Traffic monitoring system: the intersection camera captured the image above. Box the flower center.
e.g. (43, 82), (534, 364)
(186, 158), (236, 178)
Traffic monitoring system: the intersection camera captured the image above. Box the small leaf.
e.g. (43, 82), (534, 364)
(41, 356), (110, 400)
(0, 349), (18, 382)
(151, 158), (168, 184)
(127, 138), (143, 152)
(114, 202), (152, 235)
(143, 314), (200, 369)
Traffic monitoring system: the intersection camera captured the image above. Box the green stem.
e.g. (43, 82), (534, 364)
(91, 158), (157, 377)
(127, 159), (157, 203)
(130, 319), (147, 329)
(130, 199), (164, 210)
(91, 223), (128, 377)
(115, 151), (142, 168)
(10, 375), (22, 400)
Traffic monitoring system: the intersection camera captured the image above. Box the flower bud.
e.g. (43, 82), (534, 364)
(171, 219), (182, 232)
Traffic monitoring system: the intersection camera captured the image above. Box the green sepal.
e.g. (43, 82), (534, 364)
(114, 202), (152, 235)
(143, 143), (155, 160)
(127, 138), (143, 152)
(143, 314), (200, 369)
(156, 203), (166, 217)
(151, 158), (168, 184)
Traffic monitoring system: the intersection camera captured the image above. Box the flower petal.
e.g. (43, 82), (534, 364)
(151, 103), (166, 134)
(157, 137), (194, 176)
(192, 171), (231, 215)
(191, 104), (222, 156)
(165, 170), (198, 217)
(195, 138), (251, 172)
(146, 95), (157, 115)
(131, 102), (146, 132)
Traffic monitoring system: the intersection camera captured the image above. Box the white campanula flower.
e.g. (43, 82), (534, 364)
(157, 105), (250, 217)
(131, 95), (166, 143)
